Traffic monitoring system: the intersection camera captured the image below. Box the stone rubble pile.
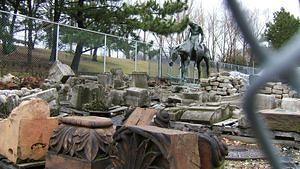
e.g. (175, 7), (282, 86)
(200, 72), (246, 96)
(259, 82), (297, 99)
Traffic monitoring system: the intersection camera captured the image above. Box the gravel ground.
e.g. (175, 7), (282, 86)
(223, 137), (300, 169)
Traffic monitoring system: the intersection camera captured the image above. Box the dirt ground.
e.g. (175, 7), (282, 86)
(223, 137), (300, 169)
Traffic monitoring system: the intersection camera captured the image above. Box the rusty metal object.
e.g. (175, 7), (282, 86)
(197, 131), (228, 169)
(153, 109), (170, 128)
(110, 126), (170, 169)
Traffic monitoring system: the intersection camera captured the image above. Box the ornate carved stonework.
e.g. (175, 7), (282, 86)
(110, 126), (201, 169)
(46, 116), (115, 169)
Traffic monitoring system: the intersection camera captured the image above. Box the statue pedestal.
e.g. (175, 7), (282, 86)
(45, 116), (114, 169)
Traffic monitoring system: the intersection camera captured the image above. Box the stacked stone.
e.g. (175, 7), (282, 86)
(200, 72), (245, 96)
(260, 82), (297, 99)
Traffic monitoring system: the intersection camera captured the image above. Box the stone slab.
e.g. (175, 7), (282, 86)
(21, 88), (58, 102)
(259, 109), (300, 132)
(281, 98), (300, 112)
(181, 105), (232, 124)
(48, 61), (75, 83)
(124, 108), (158, 126)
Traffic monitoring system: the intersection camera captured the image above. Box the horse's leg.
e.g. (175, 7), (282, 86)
(204, 56), (210, 77)
(197, 61), (201, 82)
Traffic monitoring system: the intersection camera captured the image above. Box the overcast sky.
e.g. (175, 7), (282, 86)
(198, 0), (299, 19)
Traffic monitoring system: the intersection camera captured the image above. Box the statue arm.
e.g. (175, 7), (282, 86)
(199, 26), (204, 43)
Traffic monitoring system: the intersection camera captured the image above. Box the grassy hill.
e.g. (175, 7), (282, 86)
(0, 45), (184, 78)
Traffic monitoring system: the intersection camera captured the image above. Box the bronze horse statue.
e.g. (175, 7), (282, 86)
(169, 39), (210, 81)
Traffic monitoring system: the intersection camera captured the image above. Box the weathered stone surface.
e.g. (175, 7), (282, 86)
(167, 96), (182, 104)
(160, 105), (183, 119)
(109, 89), (126, 106)
(21, 88), (58, 102)
(70, 83), (105, 110)
(46, 116), (114, 169)
(256, 94), (276, 110)
(259, 109), (300, 132)
(125, 87), (150, 107)
(6, 94), (20, 113)
(182, 92), (202, 100)
(113, 79), (124, 89)
(281, 98), (300, 112)
(124, 107), (158, 126)
(181, 105), (232, 124)
(111, 126), (200, 169)
(131, 72), (148, 88)
(0, 99), (58, 163)
(97, 72), (112, 88)
(272, 89), (283, 95)
(48, 60), (75, 83)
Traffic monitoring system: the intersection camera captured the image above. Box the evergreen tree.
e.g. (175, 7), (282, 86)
(265, 8), (300, 49)
(63, 0), (189, 72)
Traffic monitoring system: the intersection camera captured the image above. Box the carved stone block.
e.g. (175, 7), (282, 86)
(45, 116), (115, 169)
(131, 72), (148, 88)
(0, 98), (59, 164)
(110, 126), (200, 169)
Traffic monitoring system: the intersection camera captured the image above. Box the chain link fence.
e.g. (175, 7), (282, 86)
(0, 9), (259, 80)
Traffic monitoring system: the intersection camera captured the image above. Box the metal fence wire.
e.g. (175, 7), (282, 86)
(0, 9), (259, 79)
(227, 1), (300, 168)
(0, 1), (299, 168)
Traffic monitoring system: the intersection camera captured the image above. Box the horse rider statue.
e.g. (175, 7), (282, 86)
(169, 21), (210, 81)
(187, 22), (204, 57)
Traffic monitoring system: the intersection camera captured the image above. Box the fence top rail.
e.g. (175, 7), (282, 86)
(0, 9), (158, 47)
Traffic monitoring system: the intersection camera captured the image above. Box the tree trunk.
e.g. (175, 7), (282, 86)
(50, 0), (62, 62)
(92, 48), (98, 61)
(27, 0), (33, 64)
(70, 0), (84, 72)
(71, 42), (83, 73)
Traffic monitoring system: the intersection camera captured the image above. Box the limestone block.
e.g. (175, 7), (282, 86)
(131, 72), (148, 88)
(70, 83), (105, 110)
(256, 94), (276, 110)
(0, 99), (58, 164)
(182, 92), (202, 100)
(108, 89), (126, 106)
(125, 87), (150, 107)
(282, 98), (300, 112)
(273, 85), (283, 90)
(21, 88), (58, 102)
(272, 89), (283, 95)
(124, 107), (158, 126)
(210, 82), (219, 86)
(48, 60), (75, 83)
(97, 72), (112, 88)
(181, 105), (231, 124)
(205, 86), (212, 91)
(259, 109), (300, 132)
(283, 89), (289, 94)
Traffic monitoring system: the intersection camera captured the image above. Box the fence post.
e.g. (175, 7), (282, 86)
(104, 35), (107, 72)
(55, 24), (60, 61)
(135, 41), (137, 71)
(159, 47), (162, 78)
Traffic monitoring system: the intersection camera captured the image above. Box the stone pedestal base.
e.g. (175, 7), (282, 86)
(45, 116), (114, 169)
(46, 152), (111, 169)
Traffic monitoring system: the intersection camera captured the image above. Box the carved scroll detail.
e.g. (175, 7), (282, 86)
(49, 124), (113, 161)
(110, 126), (170, 169)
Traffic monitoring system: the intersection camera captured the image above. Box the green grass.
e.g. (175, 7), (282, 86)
(1, 45), (218, 78)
